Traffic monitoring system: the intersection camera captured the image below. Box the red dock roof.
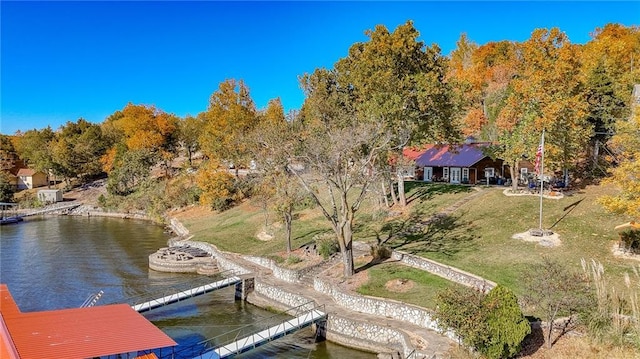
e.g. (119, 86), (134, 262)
(1, 284), (176, 359)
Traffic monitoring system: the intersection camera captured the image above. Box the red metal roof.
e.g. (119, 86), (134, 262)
(1, 284), (176, 359)
(413, 143), (491, 167)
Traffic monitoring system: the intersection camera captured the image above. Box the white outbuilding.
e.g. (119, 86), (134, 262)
(37, 189), (63, 204)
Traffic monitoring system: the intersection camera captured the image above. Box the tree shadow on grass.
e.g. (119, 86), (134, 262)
(517, 319), (545, 357)
(403, 182), (474, 205)
(373, 208), (478, 256)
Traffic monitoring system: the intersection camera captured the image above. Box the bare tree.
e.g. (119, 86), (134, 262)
(289, 120), (391, 277)
(523, 257), (592, 349)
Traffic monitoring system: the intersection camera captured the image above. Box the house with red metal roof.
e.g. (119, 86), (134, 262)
(403, 141), (508, 184)
(1, 284), (176, 359)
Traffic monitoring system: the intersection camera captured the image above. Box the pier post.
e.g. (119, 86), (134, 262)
(234, 277), (254, 300)
(312, 319), (327, 342)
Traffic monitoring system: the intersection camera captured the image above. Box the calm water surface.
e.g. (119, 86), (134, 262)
(0, 216), (374, 358)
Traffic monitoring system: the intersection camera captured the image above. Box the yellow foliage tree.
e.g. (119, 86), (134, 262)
(195, 160), (235, 210)
(200, 79), (258, 171)
(599, 105), (640, 219)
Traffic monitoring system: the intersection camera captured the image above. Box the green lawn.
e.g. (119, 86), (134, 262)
(356, 262), (466, 309)
(177, 181), (635, 306)
(383, 184), (636, 297)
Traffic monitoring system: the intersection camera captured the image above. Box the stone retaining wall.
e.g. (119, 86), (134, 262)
(253, 281), (315, 311)
(314, 276), (447, 335)
(391, 250), (496, 291)
(325, 315), (409, 357)
(250, 280), (415, 357)
(148, 254), (213, 273)
(167, 217), (190, 237)
(67, 204), (151, 220)
(242, 255), (335, 284)
(242, 256), (302, 283)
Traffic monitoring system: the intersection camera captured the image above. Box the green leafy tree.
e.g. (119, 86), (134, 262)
(178, 115), (204, 167)
(0, 171), (15, 202)
(50, 119), (108, 185)
(434, 286), (489, 350)
(106, 148), (156, 196)
(335, 21), (459, 206)
(13, 127), (55, 177)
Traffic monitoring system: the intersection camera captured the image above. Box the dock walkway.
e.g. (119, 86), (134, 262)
(22, 203), (81, 217)
(132, 276), (242, 313)
(192, 308), (326, 359)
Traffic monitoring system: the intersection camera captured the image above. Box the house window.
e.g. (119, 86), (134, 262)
(520, 167), (528, 181)
(484, 168), (495, 178)
(462, 168), (469, 182)
(443, 167), (449, 180)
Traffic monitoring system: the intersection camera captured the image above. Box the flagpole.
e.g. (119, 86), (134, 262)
(539, 130), (545, 230)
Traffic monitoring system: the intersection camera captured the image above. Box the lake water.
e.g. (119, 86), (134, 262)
(0, 216), (374, 358)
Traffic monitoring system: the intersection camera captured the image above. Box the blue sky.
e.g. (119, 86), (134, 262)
(1, 1), (638, 135)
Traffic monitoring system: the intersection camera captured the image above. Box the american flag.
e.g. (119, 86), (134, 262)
(534, 134), (544, 175)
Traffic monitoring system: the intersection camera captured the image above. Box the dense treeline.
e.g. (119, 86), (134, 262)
(1, 22), (639, 272)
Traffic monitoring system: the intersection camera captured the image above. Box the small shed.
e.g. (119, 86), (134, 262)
(37, 189), (63, 203)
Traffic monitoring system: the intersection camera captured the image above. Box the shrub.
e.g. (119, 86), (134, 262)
(315, 233), (339, 260)
(434, 285), (530, 359)
(618, 229), (640, 254)
(370, 245), (391, 261)
(482, 285), (531, 359)
(286, 255), (303, 265)
(434, 286), (489, 349)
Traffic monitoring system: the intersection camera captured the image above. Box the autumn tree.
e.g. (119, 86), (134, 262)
(581, 24), (640, 173)
(497, 28), (590, 185)
(195, 159), (236, 211)
(582, 24), (640, 113)
(599, 104), (640, 219)
(449, 38), (519, 141)
(101, 103), (179, 179)
(200, 79), (258, 173)
(335, 21), (459, 207)
(0, 134), (20, 173)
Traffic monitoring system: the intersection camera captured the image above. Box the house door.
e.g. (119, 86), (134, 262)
(450, 167), (461, 184)
(423, 167), (433, 182)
